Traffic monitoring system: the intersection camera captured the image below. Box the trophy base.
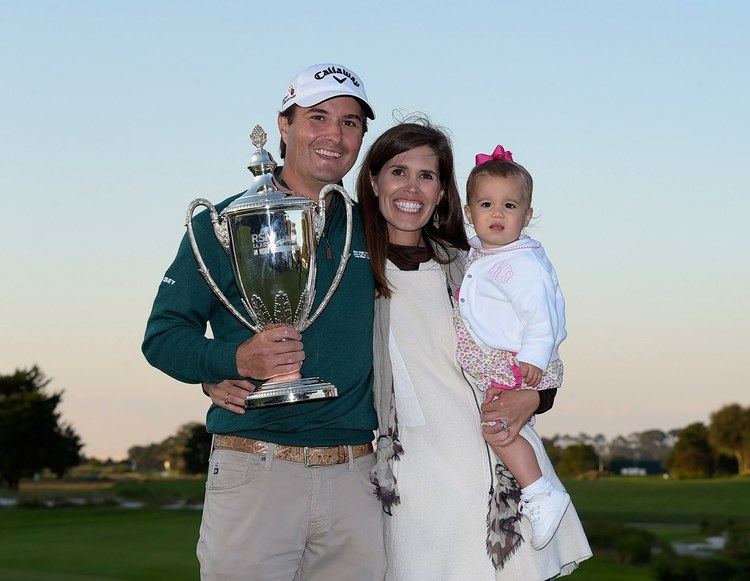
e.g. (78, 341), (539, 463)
(244, 377), (338, 409)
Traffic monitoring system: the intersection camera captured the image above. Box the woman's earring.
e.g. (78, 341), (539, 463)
(432, 210), (440, 229)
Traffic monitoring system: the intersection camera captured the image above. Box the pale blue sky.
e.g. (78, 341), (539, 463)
(1, 1), (748, 457)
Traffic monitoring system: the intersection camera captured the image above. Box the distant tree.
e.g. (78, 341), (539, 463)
(127, 443), (166, 472)
(0, 366), (83, 489)
(715, 452), (739, 475)
(708, 404), (750, 475)
(609, 434), (639, 461)
(45, 425), (84, 479)
(556, 444), (598, 478)
(635, 430), (672, 463)
(667, 422), (714, 478)
(183, 424), (212, 474)
(542, 437), (562, 466)
(588, 433), (610, 473)
(127, 422), (207, 474)
(166, 422), (205, 472)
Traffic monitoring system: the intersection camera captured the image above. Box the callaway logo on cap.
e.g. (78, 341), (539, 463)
(281, 63), (375, 120)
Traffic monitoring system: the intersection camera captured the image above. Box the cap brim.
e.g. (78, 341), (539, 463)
(293, 89), (375, 120)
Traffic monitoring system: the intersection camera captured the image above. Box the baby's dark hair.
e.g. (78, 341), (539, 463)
(466, 159), (534, 205)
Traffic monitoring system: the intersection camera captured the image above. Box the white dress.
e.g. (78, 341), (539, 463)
(384, 260), (592, 581)
(384, 260), (496, 581)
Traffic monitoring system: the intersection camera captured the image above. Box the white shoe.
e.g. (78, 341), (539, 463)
(519, 486), (571, 549)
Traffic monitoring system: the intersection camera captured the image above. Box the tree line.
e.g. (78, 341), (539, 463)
(543, 404), (750, 478)
(1, 365), (748, 486)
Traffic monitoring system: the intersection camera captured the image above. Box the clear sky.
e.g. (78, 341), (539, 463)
(2, 1), (748, 458)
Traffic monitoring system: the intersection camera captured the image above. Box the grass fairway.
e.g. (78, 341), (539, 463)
(1, 476), (748, 579)
(564, 476), (750, 580)
(0, 507), (643, 581)
(566, 476), (750, 525)
(573, 554), (653, 581)
(0, 508), (201, 580)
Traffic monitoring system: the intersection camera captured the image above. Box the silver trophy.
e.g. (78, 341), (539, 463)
(185, 125), (353, 408)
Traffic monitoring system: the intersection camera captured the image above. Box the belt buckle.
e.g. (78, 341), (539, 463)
(303, 446), (324, 467)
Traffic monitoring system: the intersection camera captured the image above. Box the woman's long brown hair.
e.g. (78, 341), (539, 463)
(357, 121), (468, 298)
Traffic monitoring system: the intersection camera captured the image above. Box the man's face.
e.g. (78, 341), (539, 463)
(278, 97), (365, 196)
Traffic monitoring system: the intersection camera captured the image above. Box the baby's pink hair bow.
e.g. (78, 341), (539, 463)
(475, 145), (514, 166)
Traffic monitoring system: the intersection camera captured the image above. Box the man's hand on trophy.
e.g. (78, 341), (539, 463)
(203, 379), (257, 414)
(235, 325), (305, 380)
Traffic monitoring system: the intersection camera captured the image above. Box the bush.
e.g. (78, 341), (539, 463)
(614, 529), (655, 565)
(557, 444), (598, 478)
(577, 470), (601, 481)
(582, 519), (657, 565)
(654, 554), (749, 580)
(726, 526), (750, 559)
(667, 423), (714, 479)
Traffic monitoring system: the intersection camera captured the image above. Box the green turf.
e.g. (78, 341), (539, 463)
(0, 508), (201, 580)
(0, 507), (654, 581)
(633, 523), (704, 543)
(566, 476), (750, 525)
(109, 478), (205, 504)
(573, 554), (654, 580)
(3, 478), (206, 507)
(2, 476), (749, 579)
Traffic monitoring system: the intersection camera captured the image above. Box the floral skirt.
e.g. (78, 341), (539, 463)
(453, 303), (564, 392)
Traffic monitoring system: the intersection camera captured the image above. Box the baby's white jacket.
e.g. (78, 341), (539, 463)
(458, 235), (567, 371)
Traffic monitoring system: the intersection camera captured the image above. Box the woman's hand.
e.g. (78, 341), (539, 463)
(202, 379), (257, 414)
(480, 388), (539, 449)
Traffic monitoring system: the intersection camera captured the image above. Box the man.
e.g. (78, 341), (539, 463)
(142, 63), (384, 580)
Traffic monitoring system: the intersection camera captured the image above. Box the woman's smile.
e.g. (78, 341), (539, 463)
(394, 199), (424, 213)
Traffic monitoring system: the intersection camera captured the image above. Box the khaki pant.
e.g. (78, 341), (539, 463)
(197, 444), (386, 581)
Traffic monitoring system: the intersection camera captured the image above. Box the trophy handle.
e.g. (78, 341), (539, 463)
(299, 184), (353, 332)
(185, 198), (261, 333)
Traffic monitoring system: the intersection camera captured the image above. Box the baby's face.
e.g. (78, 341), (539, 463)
(464, 175), (532, 249)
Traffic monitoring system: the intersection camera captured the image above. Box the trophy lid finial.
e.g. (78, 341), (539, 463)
(224, 123), (309, 213)
(246, 124), (276, 178)
(250, 125), (267, 150)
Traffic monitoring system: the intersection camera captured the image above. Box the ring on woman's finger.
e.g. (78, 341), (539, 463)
(499, 419), (509, 431)
(224, 394), (230, 405)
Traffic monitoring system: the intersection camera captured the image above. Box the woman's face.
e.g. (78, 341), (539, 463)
(371, 145), (442, 246)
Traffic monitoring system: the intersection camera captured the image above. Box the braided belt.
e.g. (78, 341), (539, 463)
(214, 434), (373, 467)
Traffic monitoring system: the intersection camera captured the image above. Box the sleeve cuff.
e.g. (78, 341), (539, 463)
(206, 339), (241, 381)
(516, 348), (551, 372)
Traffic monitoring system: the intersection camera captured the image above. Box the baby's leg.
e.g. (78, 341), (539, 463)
(493, 433), (542, 488)
(496, 427), (571, 550)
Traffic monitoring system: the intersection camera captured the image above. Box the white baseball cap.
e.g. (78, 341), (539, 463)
(280, 63), (375, 120)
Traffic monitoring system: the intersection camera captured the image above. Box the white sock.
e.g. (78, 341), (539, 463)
(521, 475), (550, 500)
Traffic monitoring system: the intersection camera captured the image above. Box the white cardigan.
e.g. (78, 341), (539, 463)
(458, 235), (567, 371)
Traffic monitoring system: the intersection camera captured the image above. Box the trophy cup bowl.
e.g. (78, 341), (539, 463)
(185, 125), (353, 408)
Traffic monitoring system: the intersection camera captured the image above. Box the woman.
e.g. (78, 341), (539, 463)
(359, 121), (591, 580)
